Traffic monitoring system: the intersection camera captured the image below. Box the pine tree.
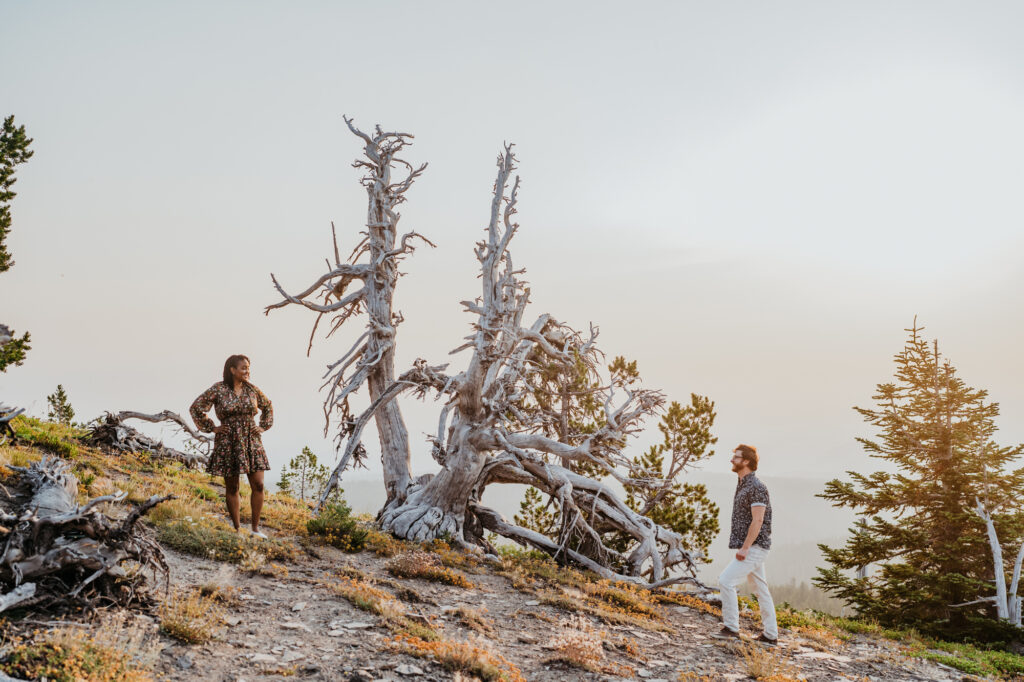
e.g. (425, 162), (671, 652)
(278, 447), (340, 504)
(514, 486), (560, 537)
(815, 322), (1024, 640)
(46, 385), (75, 426)
(0, 115), (34, 372)
(617, 395), (719, 556)
(514, 355), (719, 560)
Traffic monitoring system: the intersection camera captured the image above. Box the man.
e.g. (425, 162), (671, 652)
(715, 444), (778, 644)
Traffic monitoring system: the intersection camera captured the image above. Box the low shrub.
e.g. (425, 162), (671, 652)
(0, 614), (159, 682)
(390, 633), (526, 682)
(544, 615), (614, 673)
(387, 551), (474, 588)
(306, 500), (367, 551)
(736, 640), (799, 681)
(159, 588), (224, 644)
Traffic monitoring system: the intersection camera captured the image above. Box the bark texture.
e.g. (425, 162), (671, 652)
(329, 146), (705, 588)
(267, 117), (432, 509)
(0, 456), (171, 614)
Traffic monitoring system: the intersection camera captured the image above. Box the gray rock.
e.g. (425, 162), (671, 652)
(250, 653), (276, 663)
(524, 600), (540, 606)
(174, 655), (193, 670)
(395, 664), (424, 675)
(292, 601), (307, 611)
(281, 651), (305, 663)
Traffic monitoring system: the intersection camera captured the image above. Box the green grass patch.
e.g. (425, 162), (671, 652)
(156, 518), (296, 564)
(12, 416), (81, 458)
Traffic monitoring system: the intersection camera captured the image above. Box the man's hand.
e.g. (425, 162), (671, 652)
(212, 425), (226, 435)
(735, 548), (748, 561)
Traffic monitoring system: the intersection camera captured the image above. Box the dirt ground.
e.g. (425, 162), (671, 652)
(147, 538), (970, 682)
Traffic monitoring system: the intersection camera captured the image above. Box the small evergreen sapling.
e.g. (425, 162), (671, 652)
(46, 384), (75, 426)
(277, 446), (340, 505)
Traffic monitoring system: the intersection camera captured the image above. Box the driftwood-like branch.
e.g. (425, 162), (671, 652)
(0, 403), (25, 443)
(0, 456), (171, 614)
(88, 412), (207, 469)
(269, 117), (432, 505)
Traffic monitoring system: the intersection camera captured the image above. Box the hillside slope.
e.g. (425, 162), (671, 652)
(0, 418), (1020, 681)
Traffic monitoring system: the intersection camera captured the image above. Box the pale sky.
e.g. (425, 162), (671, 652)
(3, 1), (1024, 490)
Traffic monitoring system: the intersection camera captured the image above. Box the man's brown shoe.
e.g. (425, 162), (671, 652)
(755, 633), (778, 645)
(711, 626), (742, 640)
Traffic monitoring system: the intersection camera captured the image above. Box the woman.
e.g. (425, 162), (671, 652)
(190, 354), (273, 538)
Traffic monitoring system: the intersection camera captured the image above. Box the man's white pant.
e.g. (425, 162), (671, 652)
(718, 545), (778, 639)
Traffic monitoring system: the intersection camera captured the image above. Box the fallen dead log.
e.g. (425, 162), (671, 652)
(87, 411), (208, 469)
(0, 403), (24, 444)
(0, 455), (172, 614)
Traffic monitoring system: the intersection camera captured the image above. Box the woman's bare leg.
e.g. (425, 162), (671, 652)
(247, 470), (265, 532)
(224, 475), (241, 530)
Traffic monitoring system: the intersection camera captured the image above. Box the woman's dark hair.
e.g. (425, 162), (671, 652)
(223, 354), (250, 387)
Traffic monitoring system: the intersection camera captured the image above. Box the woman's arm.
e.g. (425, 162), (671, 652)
(190, 385), (219, 433)
(255, 387), (273, 432)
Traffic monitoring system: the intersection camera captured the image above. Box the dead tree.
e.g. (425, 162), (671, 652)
(0, 402), (24, 444)
(323, 146), (704, 588)
(0, 456), (171, 614)
(88, 411), (209, 469)
(955, 497), (1024, 625)
(267, 117), (431, 507)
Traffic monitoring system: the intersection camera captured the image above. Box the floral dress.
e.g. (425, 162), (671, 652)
(190, 382), (273, 476)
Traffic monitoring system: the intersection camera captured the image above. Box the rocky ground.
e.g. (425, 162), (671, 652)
(150, 539), (971, 682)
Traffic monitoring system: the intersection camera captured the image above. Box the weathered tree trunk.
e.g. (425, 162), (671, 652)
(267, 118), (431, 509)
(368, 146), (705, 588)
(0, 456), (171, 614)
(968, 497), (1024, 626)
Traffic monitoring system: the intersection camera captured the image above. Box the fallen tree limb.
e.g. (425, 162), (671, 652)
(0, 455), (172, 614)
(0, 403), (24, 443)
(88, 412), (207, 469)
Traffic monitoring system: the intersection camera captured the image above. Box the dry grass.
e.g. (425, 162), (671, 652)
(452, 606), (495, 635)
(159, 588), (224, 644)
(324, 575), (439, 641)
(678, 673), (717, 682)
(544, 614), (633, 676)
(737, 640), (801, 681)
(387, 550), (474, 588)
(0, 613), (159, 682)
(793, 624), (843, 651)
(390, 632), (526, 682)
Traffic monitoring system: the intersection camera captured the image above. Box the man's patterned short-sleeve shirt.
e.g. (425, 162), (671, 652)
(728, 473), (772, 549)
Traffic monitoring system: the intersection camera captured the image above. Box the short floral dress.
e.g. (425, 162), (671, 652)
(190, 382), (273, 476)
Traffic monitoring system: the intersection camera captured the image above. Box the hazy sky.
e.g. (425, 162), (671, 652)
(3, 1), (1024, 489)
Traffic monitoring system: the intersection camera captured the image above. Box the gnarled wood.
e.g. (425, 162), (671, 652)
(0, 456), (171, 614)
(88, 412), (207, 469)
(0, 403), (24, 443)
(268, 117), (433, 508)
(324, 143), (706, 586)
